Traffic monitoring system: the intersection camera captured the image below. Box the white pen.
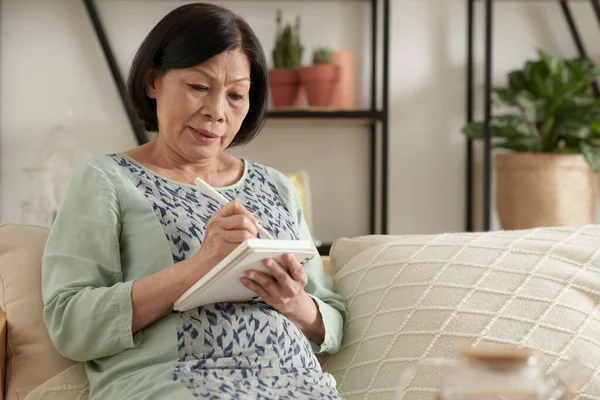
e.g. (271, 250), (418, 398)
(194, 177), (275, 240)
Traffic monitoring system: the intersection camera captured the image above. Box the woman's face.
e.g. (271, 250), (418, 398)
(146, 49), (251, 162)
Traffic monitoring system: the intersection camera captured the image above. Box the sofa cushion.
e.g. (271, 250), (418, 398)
(0, 224), (76, 400)
(330, 235), (408, 275)
(322, 226), (600, 400)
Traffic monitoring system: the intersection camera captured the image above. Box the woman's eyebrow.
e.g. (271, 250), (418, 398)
(188, 67), (250, 84)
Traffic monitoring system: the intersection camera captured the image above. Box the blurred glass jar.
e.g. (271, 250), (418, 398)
(396, 346), (591, 400)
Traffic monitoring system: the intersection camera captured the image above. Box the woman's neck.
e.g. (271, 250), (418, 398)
(125, 138), (243, 188)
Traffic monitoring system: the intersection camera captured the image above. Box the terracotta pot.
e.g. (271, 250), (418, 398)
(331, 51), (356, 110)
(298, 63), (339, 108)
(268, 68), (302, 108)
(495, 153), (597, 230)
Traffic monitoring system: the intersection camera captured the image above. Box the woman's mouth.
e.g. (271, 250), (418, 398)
(188, 126), (219, 144)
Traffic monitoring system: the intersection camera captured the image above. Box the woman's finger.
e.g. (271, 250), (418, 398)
(214, 200), (257, 221)
(220, 229), (256, 244)
(240, 277), (272, 303)
(218, 214), (258, 235)
(243, 270), (291, 300)
(282, 254), (307, 285)
(262, 258), (294, 287)
(214, 200), (247, 217)
(244, 270), (277, 291)
(289, 264), (307, 285)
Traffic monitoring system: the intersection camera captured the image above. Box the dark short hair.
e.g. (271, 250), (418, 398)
(127, 2), (268, 147)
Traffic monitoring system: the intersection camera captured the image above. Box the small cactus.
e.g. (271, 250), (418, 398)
(272, 9), (303, 68)
(312, 47), (331, 64)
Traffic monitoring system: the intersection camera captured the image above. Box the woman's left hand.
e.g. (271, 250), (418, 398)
(241, 253), (308, 315)
(240, 253), (325, 344)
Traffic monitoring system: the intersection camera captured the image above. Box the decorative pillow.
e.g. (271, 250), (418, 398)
(322, 225), (600, 400)
(0, 224), (77, 400)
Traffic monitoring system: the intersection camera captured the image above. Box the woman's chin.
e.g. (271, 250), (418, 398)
(182, 142), (221, 161)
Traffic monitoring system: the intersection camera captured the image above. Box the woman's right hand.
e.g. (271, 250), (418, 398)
(193, 200), (259, 270)
(131, 200), (259, 333)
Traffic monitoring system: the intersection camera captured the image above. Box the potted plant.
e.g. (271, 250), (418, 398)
(462, 49), (600, 230)
(299, 47), (339, 108)
(269, 9), (303, 108)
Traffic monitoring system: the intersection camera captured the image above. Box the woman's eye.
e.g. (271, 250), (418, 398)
(229, 93), (244, 101)
(189, 84), (208, 92)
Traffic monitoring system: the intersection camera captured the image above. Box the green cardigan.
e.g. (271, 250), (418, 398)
(41, 155), (346, 399)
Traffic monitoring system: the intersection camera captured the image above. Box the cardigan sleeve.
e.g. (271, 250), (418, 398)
(41, 160), (141, 362)
(264, 166), (347, 355)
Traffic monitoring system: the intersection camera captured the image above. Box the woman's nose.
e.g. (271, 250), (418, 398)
(203, 93), (225, 122)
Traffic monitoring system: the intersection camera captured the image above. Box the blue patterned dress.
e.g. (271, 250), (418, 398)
(110, 154), (342, 399)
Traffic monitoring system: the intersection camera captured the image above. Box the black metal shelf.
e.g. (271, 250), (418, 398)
(317, 243), (333, 256)
(465, 0), (600, 232)
(266, 109), (384, 122)
(268, 109), (384, 119)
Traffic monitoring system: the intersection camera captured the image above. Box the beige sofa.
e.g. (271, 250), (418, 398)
(3, 223), (600, 400)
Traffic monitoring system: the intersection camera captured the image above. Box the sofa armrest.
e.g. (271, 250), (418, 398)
(0, 308), (6, 400)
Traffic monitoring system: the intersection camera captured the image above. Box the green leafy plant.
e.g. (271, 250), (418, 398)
(272, 9), (303, 68)
(312, 47), (331, 64)
(462, 49), (600, 170)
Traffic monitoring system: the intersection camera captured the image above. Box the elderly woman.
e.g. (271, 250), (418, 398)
(41, 3), (346, 399)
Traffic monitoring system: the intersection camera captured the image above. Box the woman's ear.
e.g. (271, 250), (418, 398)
(144, 68), (160, 99)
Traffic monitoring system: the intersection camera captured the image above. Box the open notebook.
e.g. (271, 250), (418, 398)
(173, 239), (318, 311)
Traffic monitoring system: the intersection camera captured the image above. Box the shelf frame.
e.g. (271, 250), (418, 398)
(266, 110), (384, 120)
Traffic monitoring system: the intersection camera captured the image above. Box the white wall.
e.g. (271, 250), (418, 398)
(2, 0), (600, 240)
